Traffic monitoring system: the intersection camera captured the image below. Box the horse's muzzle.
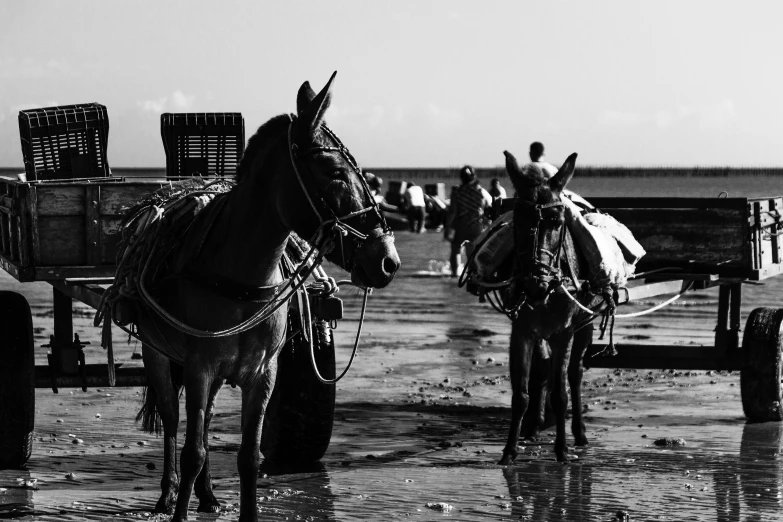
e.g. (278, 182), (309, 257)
(351, 232), (400, 289)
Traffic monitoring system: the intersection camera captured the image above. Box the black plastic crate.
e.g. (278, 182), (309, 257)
(18, 103), (111, 181)
(161, 112), (244, 178)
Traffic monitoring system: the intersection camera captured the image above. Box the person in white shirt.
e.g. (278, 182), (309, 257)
(525, 141), (558, 178)
(403, 181), (427, 233)
(489, 178), (507, 199)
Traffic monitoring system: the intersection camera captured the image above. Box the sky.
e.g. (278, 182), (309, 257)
(1, 0), (782, 168)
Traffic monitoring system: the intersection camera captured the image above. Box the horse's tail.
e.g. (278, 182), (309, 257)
(136, 361), (184, 435)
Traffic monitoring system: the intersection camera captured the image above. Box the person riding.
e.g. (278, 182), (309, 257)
(526, 141), (558, 178)
(446, 165), (492, 276)
(489, 177), (507, 198)
(404, 181), (427, 233)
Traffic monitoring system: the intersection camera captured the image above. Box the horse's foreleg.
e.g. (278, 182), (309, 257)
(238, 358), (277, 522)
(195, 379), (224, 513)
(569, 324), (592, 447)
(500, 324), (535, 465)
(142, 345), (180, 515)
(549, 329), (575, 463)
(172, 369), (211, 522)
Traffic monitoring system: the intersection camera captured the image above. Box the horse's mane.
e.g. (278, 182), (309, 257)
(236, 114), (291, 183)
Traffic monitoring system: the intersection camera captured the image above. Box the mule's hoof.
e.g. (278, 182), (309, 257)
(197, 495), (221, 513)
(498, 448), (518, 465)
(556, 453), (570, 464)
(154, 493), (177, 514)
(574, 436), (589, 447)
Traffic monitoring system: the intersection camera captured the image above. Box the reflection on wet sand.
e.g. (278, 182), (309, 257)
(503, 463), (592, 521)
(715, 421), (783, 521)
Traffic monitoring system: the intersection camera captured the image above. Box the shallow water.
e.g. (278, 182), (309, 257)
(3, 176), (783, 520)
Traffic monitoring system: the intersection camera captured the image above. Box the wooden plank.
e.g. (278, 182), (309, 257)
(597, 207), (747, 267)
(50, 280), (106, 310)
(100, 218), (123, 264)
(0, 255), (34, 281)
(33, 265), (117, 280)
(34, 364), (147, 389)
(588, 197), (748, 210)
(29, 185), (41, 265)
(101, 183), (165, 215)
(751, 263), (783, 281)
(85, 185), (101, 265)
(625, 280), (687, 302)
(38, 216), (85, 265)
(35, 186), (85, 216)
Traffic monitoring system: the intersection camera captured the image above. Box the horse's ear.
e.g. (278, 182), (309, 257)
(296, 81), (317, 115)
(297, 71), (336, 137)
(548, 153), (578, 192)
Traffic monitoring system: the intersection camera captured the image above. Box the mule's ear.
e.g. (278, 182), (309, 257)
(297, 71), (336, 136)
(296, 81), (317, 115)
(504, 150), (536, 191)
(548, 153), (578, 192)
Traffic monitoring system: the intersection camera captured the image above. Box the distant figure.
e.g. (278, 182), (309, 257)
(424, 193), (448, 232)
(365, 172), (398, 213)
(404, 181), (427, 233)
(446, 166), (492, 276)
(526, 141), (558, 178)
(489, 177), (507, 199)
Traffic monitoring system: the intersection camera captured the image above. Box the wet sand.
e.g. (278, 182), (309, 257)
(2, 232), (783, 521)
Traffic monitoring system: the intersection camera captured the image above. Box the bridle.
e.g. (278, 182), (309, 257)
(512, 198), (568, 309)
(287, 114), (392, 270)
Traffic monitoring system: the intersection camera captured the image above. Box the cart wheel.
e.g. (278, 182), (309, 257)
(741, 307), (783, 422)
(261, 319), (336, 464)
(0, 291), (35, 469)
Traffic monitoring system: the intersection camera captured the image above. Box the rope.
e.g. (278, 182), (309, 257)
(559, 279), (695, 318)
(306, 281), (368, 385)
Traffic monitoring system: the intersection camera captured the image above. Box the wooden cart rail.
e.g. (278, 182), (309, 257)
(588, 196), (783, 281)
(0, 176), (221, 282)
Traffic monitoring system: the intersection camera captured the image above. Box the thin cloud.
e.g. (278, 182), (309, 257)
(601, 100), (737, 130)
(137, 90), (196, 113)
(427, 103), (463, 127)
(599, 110), (646, 126)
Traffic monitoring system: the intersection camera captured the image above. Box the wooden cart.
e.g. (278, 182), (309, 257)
(0, 106), (336, 469)
(583, 196), (783, 422)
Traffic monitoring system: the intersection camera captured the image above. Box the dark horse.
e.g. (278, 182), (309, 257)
(135, 73), (400, 521)
(499, 150), (600, 465)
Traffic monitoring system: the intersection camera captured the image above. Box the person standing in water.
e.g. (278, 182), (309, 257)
(446, 165), (492, 277)
(404, 181), (427, 233)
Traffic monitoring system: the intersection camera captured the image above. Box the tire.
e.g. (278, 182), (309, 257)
(0, 291), (35, 469)
(741, 307), (783, 422)
(261, 318), (336, 464)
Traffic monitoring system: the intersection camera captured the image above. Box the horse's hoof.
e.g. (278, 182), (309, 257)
(574, 436), (588, 447)
(197, 495), (221, 513)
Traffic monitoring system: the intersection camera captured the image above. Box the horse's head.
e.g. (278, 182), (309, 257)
(284, 72), (400, 289)
(504, 150), (577, 305)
